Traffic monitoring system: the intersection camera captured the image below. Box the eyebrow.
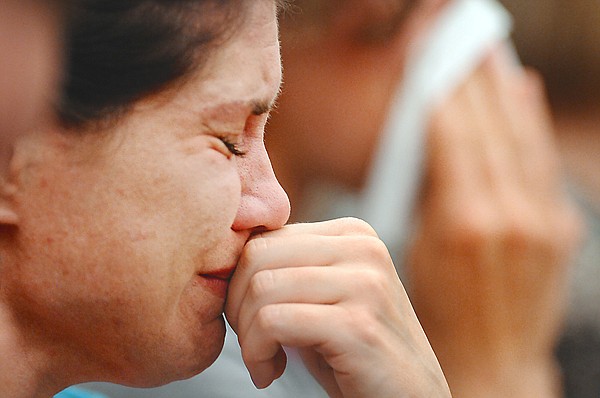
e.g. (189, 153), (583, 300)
(251, 99), (274, 116)
(199, 97), (277, 127)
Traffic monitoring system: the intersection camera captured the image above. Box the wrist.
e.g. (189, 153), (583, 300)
(441, 355), (563, 398)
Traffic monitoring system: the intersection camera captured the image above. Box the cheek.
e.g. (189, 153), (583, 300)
(11, 164), (173, 314)
(8, 158), (241, 367)
(173, 149), (241, 228)
(12, 179), (143, 311)
(197, 158), (243, 227)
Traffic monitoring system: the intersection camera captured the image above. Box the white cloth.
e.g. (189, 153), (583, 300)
(329, 0), (513, 267)
(82, 1), (513, 397)
(359, 0), (513, 255)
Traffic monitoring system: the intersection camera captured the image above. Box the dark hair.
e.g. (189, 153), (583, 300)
(58, 0), (248, 127)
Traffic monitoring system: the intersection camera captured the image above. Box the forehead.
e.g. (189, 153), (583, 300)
(173, 1), (282, 120)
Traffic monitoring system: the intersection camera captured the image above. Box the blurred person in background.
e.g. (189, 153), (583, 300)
(267, 1), (582, 396)
(0, 0), (65, 171)
(0, 2), (93, 397)
(87, 0), (583, 397)
(501, 0), (600, 396)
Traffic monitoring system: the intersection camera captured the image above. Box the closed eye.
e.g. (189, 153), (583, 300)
(218, 136), (246, 157)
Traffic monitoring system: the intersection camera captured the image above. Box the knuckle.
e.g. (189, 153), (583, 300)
(451, 204), (544, 252)
(255, 305), (280, 332)
(248, 270), (277, 301)
(358, 269), (388, 293)
(502, 203), (584, 258)
(336, 217), (379, 237)
(502, 214), (538, 250)
(347, 309), (380, 346)
(447, 211), (497, 250)
(356, 235), (392, 264)
(242, 236), (271, 265)
(240, 341), (264, 365)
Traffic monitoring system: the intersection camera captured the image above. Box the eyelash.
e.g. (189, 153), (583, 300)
(219, 136), (246, 157)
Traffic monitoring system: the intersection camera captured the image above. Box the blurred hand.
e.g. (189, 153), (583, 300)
(406, 47), (584, 397)
(226, 218), (451, 398)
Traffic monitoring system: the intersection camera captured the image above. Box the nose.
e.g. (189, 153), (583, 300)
(231, 142), (290, 232)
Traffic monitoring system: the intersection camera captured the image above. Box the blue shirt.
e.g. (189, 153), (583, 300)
(54, 387), (109, 398)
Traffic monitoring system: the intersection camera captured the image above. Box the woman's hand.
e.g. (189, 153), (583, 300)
(406, 47), (584, 397)
(226, 218), (451, 398)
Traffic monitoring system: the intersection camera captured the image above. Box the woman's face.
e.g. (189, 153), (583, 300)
(3, 0), (289, 386)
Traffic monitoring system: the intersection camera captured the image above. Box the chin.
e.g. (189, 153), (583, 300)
(122, 316), (227, 387)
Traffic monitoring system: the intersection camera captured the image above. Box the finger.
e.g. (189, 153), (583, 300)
(485, 56), (574, 251)
(423, 87), (512, 250)
(515, 69), (564, 196)
(233, 266), (388, 344)
(427, 79), (486, 203)
(226, 233), (392, 330)
(234, 266), (344, 343)
(486, 49), (561, 199)
(470, 48), (524, 198)
(244, 345), (287, 389)
(256, 217), (379, 239)
(239, 303), (353, 385)
(426, 47), (540, 214)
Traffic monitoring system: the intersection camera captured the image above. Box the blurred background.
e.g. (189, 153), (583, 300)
(499, 1), (600, 396)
